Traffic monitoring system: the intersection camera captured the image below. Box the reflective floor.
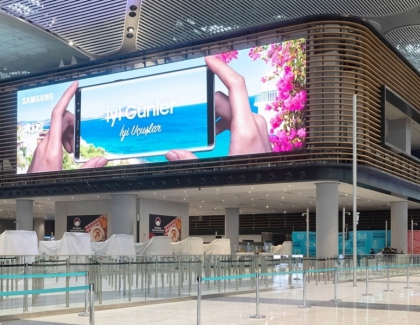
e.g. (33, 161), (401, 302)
(3, 274), (420, 325)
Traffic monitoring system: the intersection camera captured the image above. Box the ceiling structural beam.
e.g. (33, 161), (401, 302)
(116, 0), (143, 55)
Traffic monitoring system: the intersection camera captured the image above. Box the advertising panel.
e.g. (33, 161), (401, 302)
(149, 214), (182, 242)
(293, 230), (391, 256)
(291, 231), (316, 256)
(17, 38), (306, 174)
(66, 214), (108, 242)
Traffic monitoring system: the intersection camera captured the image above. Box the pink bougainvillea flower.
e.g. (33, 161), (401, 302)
(297, 128), (306, 138)
(214, 50), (239, 63)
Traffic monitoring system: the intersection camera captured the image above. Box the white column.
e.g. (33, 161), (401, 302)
(391, 201), (408, 253)
(225, 208), (239, 247)
(316, 182), (339, 257)
(110, 194), (137, 236)
(16, 199), (33, 231)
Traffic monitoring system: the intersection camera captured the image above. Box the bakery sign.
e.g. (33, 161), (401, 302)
(67, 214), (108, 242)
(149, 214), (181, 242)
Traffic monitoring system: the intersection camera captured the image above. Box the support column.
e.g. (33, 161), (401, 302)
(316, 182), (339, 257)
(391, 201), (408, 253)
(16, 199), (33, 231)
(225, 208), (239, 247)
(110, 194), (137, 236)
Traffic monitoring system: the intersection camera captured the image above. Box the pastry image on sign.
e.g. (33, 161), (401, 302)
(90, 226), (105, 242)
(168, 227), (180, 242)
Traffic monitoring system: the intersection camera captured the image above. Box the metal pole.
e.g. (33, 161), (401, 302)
(250, 273), (266, 318)
(23, 263), (28, 312)
(384, 265), (393, 292)
(385, 220), (388, 246)
(342, 208), (346, 257)
(298, 271), (310, 308)
(411, 219), (414, 255)
(66, 258), (70, 307)
(330, 267), (341, 302)
(89, 283), (95, 325)
(362, 267), (372, 296)
(404, 264), (412, 289)
(79, 271), (90, 317)
(197, 276), (202, 325)
(352, 94), (358, 287)
(306, 208), (309, 259)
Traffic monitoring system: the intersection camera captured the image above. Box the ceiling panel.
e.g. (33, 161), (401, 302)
(0, 0), (127, 56)
(136, 0), (420, 50)
(1, 1), (420, 75)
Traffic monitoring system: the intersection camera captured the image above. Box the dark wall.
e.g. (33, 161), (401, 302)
(44, 220), (55, 237)
(0, 219), (15, 233)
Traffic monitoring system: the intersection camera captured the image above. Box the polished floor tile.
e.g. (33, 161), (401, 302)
(3, 274), (420, 325)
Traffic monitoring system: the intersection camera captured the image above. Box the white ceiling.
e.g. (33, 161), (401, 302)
(1, 181), (419, 220)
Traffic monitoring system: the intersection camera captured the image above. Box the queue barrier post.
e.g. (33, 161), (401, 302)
(298, 270), (310, 309)
(250, 273), (266, 319)
(197, 276), (202, 325)
(384, 265), (393, 292)
(362, 266), (372, 297)
(404, 264), (412, 289)
(78, 271), (90, 317)
(89, 283), (95, 325)
(330, 267), (341, 303)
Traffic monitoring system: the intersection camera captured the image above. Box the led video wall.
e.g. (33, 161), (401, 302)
(17, 38), (306, 174)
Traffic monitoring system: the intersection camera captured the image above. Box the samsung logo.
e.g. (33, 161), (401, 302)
(22, 93), (54, 105)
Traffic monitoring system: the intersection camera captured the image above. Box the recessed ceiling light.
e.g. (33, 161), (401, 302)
(68, 41), (74, 46)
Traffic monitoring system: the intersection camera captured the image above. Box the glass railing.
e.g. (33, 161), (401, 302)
(0, 253), (419, 320)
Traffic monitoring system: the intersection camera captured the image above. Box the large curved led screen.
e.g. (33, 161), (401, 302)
(17, 38), (306, 174)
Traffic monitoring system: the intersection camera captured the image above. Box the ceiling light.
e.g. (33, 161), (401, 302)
(127, 27), (134, 33)
(68, 41), (74, 46)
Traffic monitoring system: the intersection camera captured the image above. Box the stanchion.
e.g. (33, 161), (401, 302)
(79, 271), (90, 317)
(250, 273), (266, 318)
(330, 267), (341, 302)
(362, 267), (372, 297)
(384, 265), (393, 292)
(298, 270), (310, 308)
(404, 264), (412, 289)
(23, 263), (28, 312)
(197, 276), (202, 325)
(65, 259), (70, 307)
(89, 283), (95, 325)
